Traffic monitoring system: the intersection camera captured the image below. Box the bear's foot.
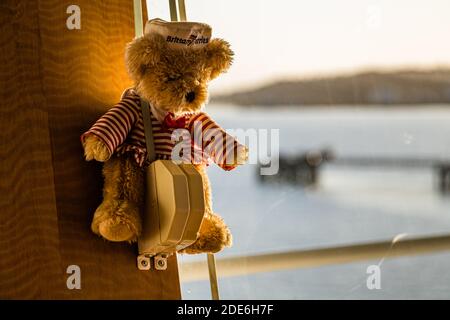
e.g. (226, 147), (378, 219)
(180, 213), (232, 254)
(91, 199), (142, 242)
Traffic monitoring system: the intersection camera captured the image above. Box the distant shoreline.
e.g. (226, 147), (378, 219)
(208, 102), (450, 110)
(212, 69), (450, 107)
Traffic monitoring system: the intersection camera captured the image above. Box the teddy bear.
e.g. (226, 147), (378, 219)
(81, 18), (247, 254)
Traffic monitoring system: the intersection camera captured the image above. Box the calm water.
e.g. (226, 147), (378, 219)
(179, 105), (450, 299)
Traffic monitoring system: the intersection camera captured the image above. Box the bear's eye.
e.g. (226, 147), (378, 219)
(140, 64), (149, 75)
(167, 75), (181, 82)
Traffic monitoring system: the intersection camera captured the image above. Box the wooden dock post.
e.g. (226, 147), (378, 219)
(437, 164), (450, 194)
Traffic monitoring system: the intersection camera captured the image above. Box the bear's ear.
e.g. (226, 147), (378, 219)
(125, 34), (166, 81)
(202, 39), (234, 80)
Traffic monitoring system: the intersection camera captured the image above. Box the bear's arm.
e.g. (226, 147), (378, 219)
(81, 96), (140, 159)
(189, 112), (248, 170)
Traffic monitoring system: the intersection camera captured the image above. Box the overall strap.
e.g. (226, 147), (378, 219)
(140, 98), (156, 163)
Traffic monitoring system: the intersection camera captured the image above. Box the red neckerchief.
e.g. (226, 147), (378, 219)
(162, 112), (187, 129)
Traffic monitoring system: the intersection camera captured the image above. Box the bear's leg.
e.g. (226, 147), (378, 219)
(91, 155), (144, 242)
(180, 165), (232, 254)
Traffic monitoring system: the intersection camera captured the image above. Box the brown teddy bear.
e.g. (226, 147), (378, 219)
(81, 19), (247, 254)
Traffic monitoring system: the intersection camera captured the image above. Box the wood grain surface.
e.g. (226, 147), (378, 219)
(0, 0), (181, 299)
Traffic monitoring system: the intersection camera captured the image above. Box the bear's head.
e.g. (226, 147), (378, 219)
(125, 30), (233, 115)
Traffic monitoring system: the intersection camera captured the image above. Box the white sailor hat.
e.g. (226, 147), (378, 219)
(144, 18), (212, 49)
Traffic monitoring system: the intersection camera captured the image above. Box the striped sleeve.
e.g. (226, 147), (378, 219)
(189, 112), (244, 170)
(81, 96), (140, 155)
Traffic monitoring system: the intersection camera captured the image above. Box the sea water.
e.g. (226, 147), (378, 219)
(179, 105), (450, 299)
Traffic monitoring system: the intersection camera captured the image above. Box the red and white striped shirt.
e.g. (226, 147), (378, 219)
(81, 88), (243, 170)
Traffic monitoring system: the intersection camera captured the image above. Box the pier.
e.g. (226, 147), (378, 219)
(259, 150), (450, 193)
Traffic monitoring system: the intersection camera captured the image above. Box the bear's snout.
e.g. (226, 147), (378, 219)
(185, 91), (196, 103)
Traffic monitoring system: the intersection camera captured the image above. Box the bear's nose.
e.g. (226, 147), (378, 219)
(185, 91), (196, 103)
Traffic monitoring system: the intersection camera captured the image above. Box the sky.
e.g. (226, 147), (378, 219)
(146, 0), (450, 94)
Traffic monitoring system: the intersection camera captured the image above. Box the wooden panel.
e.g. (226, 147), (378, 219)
(0, 0), (181, 299)
(0, 0), (64, 299)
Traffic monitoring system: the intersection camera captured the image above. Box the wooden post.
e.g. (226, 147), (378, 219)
(438, 164), (450, 194)
(0, 0), (180, 299)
